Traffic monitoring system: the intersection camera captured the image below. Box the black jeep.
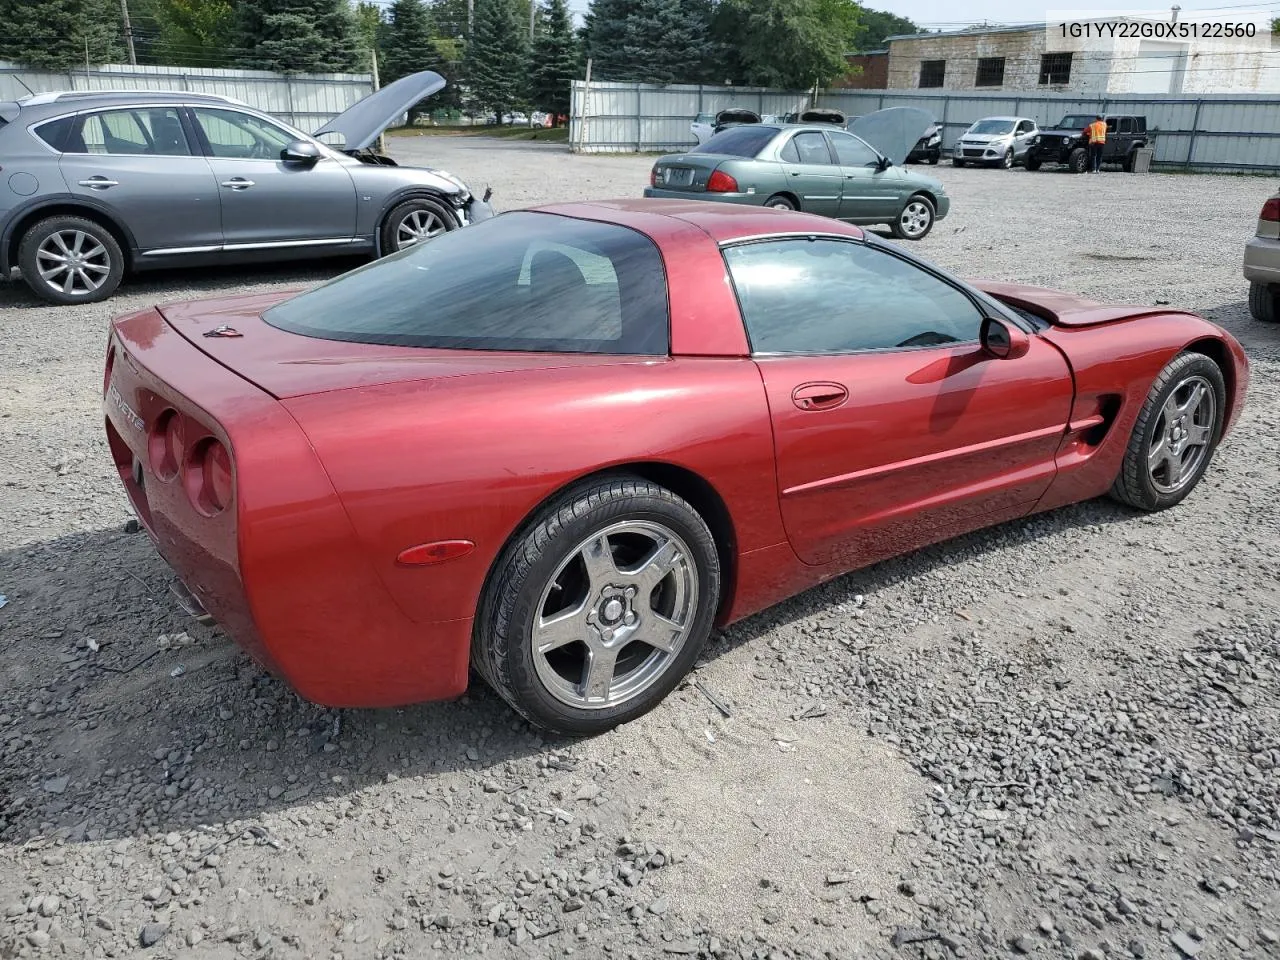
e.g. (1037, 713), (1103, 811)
(1026, 114), (1149, 173)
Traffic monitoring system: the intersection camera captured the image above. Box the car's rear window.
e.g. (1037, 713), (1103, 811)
(691, 125), (778, 158)
(263, 211), (670, 355)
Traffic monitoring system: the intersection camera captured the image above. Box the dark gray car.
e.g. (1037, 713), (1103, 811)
(0, 71), (493, 304)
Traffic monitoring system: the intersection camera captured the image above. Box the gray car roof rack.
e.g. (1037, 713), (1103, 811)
(18, 89), (247, 106)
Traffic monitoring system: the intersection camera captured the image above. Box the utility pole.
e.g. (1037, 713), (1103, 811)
(120, 0), (137, 65)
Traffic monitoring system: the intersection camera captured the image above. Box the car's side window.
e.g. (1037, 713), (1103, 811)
(1017, 120), (1034, 134)
(783, 132), (833, 165)
(1118, 118), (1134, 134)
(827, 132), (878, 167)
(49, 108), (192, 156)
(192, 108), (296, 159)
(723, 238), (985, 354)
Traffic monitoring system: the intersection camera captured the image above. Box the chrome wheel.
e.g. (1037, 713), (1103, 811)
(395, 209), (446, 249)
(1148, 375), (1216, 494)
(531, 520), (698, 710)
(1002, 148), (1014, 169)
(898, 200), (932, 239)
(35, 230), (110, 297)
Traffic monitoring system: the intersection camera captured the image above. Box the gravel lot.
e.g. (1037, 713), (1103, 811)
(2, 136), (1279, 960)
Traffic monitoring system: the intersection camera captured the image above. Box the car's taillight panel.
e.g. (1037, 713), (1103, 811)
(649, 166), (658, 187)
(185, 437), (234, 516)
(1262, 197), (1280, 222)
(706, 169), (739, 193)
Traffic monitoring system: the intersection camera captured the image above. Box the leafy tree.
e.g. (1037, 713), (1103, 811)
(142, 0), (235, 67)
(713, 0), (860, 89)
(851, 5), (916, 49)
(0, 0), (123, 69)
(528, 0), (580, 118)
(465, 0), (528, 121)
(584, 0), (714, 83)
(231, 0), (363, 73)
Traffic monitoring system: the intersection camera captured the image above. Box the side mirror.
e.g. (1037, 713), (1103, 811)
(875, 155), (891, 171)
(980, 316), (1030, 360)
(281, 139), (322, 165)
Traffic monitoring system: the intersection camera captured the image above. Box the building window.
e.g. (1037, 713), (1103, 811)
(975, 57), (1005, 87)
(919, 59), (945, 88)
(1039, 52), (1072, 84)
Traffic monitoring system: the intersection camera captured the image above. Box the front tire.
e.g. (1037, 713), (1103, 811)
(1025, 155), (1042, 171)
(1001, 148), (1014, 169)
(18, 216), (124, 305)
(379, 197), (457, 255)
(473, 476), (721, 736)
(952, 157), (965, 168)
(1069, 147), (1089, 173)
(890, 194), (935, 241)
(1249, 282), (1280, 323)
(1109, 352), (1226, 511)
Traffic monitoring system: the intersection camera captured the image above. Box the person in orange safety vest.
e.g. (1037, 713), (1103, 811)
(1085, 116), (1107, 174)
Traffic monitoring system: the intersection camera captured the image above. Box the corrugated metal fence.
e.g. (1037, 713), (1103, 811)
(0, 62), (374, 131)
(570, 80), (1280, 172)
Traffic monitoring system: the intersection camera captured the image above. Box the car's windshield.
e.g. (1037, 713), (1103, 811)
(694, 113), (714, 124)
(1059, 115), (1095, 129)
(967, 119), (1015, 135)
(263, 212), (669, 355)
(691, 125), (778, 158)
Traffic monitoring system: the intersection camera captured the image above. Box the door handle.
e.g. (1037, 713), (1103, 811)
(789, 171), (801, 177)
(221, 178), (255, 189)
(792, 382), (849, 411)
(77, 177), (118, 188)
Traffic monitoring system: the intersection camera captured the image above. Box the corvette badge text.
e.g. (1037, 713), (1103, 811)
(107, 383), (144, 433)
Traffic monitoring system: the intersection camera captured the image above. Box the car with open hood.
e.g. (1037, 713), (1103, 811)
(101, 199), (1247, 735)
(905, 119), (943, 164)
(952, 116), (1038, 169)
(646, 107), (950, 240)
(0, 70), (492, 304)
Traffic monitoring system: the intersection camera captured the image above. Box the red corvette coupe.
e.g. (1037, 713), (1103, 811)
(103, 200), (1248, 735)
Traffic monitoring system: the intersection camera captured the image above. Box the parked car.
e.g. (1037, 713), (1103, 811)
(1026, 115), (1149, 173)
(645, 108), (950, 240)
(1244, 189), (1280, 322)
(102, 199), (1247, 734)
(0, 70), (492, 305)
(906, 119), (943, 164)
(691, 112), (716, 144)
(952, 116), (1039, 168)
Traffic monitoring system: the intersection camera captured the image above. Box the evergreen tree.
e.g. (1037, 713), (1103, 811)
(465, 0), (528, 122)
(0, 0), (123, 69)
(232, 0), (362, 73)
(528, 0), (580, 119)
(354, 1), (383, 61)
(583, 0), (713, 84)
(382, 0), (435, 81)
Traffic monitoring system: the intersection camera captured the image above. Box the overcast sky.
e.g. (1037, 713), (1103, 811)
(558, 0), (1276, 32)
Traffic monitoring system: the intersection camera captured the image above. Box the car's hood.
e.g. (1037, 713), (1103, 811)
(716, 109), (760, 126)
(798, 108), (846, 126)
(974, 280), (1200, 328)
(849, 107), (934, 167)
(313, 70), (446, 151)
(1038, 128), (1085, 138)
(960, 132), (1012, 142)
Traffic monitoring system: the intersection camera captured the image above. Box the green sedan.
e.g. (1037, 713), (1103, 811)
(644, 120), (949, 240)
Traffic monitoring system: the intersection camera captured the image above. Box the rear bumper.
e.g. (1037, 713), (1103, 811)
(1243, 235), (1280, 285)
(643, 187), (761, 206)
(103, 310), (472, 708)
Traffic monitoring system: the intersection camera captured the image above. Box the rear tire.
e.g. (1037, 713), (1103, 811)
(890, 194), (935, 241)
(18, 216), (124, 305)
(379, 197), (457, 256)
(764, 194), (797, 210)
(472, 475), (721, 736)
(1249, 282), (1280, 323)
(1109, 352), (1226, 512)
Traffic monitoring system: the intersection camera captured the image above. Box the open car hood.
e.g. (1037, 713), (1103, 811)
(715, 109), (761, 127)
(849, 107), (934, 167)
(798, 108), (846, 126)
(313, 70), (446, 151)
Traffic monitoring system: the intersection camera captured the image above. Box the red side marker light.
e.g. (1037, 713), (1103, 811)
(397, 540), (475, 566)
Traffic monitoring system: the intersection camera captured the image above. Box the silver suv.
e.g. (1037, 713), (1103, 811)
(0, 71), (492, 304)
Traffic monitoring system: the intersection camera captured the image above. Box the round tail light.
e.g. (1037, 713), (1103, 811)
(148, 409), (182, 481)
(185, 438), (233, 515)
